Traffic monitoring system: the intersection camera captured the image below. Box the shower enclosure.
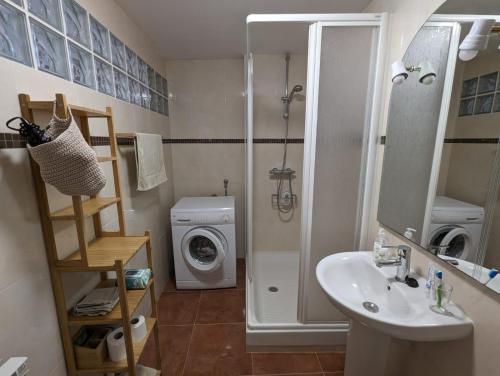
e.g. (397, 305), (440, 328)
(245, 14), (387, 347)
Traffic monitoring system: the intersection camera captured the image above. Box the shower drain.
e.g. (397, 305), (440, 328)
(268, 286), (279, 292)
(362, 301), (379, 313)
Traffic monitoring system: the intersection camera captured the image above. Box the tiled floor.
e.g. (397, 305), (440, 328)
(140, 259), (345, 375)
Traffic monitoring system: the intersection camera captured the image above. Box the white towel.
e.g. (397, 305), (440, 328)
(134, 133), (168, 191)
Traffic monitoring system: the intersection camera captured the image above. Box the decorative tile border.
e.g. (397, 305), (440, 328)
(3, 133), (498, 149)
(0, 133), (306, 148)
(379, 135), (499, 145)
(0, 0), (169, 116)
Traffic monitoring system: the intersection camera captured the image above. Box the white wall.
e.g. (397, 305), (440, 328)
(364, 0), (500, 375)
(0, 1), (174, 374)
(166, 54), (307, 258)
(165, 59), (246, 257)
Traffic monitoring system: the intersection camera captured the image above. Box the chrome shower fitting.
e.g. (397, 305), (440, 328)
(272, 53), (303, 213)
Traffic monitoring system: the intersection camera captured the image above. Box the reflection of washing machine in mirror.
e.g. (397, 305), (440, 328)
(171, 196), (236, 289)
(427, 196), (484, 262)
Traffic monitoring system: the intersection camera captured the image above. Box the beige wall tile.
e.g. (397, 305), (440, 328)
(0, 0), (175, 373)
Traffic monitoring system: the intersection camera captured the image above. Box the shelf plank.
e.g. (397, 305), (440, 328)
(50, 197), (120, 220)
(28, 101), (111, 118)
(67, 279), (153, 325)
(75, 317), (158, 374)
(58, 236), (149, 270)
(97, 156), (116, 162)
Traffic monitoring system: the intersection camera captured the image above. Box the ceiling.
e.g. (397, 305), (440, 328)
(115, 0), (372, 60)
(437, 0), (500, 15)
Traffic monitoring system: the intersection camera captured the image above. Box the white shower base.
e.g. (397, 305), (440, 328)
(252, 250), (300, 323)
(246, 249), (348, 349)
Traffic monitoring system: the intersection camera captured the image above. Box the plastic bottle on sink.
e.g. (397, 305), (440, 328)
(373, 228), (387, 262)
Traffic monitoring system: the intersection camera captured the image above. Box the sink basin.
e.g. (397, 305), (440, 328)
(316, 251), (473, 342)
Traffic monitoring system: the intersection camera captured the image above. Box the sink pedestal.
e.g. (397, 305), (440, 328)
(345, 320), (390, 376)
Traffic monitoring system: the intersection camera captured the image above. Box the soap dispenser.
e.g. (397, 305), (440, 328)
(373, 228), (387, 262)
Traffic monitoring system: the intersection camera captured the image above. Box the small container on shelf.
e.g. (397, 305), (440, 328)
(125, 268), (152, 289)
(73, 326), (112, 368)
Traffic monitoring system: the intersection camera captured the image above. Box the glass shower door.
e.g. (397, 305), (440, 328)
(299, 22), (384, 322)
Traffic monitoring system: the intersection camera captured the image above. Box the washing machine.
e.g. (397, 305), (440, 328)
(427, 196), (484, 262)
(171, 196), (236, 289)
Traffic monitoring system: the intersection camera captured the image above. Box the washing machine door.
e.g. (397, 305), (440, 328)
(429, 226), (471, 260)
(181, 227), (226, 272)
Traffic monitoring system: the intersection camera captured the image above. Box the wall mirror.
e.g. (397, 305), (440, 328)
(378, 0), (500, 293)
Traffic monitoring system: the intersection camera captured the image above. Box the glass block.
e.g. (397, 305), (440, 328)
(157, 94), (164, 114)
(0, 1), (32, 66)
(147, 64), (155, 89)
(110, 32), (125, 70)
(68, 41), (94, 88)
(477, 72), (497, 94)
(94, 56), (113, 96)
(30, 18), (68, 78)
(138, 57), (147, 84)
(162, 77), (168, 96)
(113, 68), (128, 101)
(155, 72), (162, 93)
(460, 77), (477, 98)
(166, 100), (170, 116)
(140, 84), (150, 108)
(28, 0), (62, 31)
(62, 0), (90, 48)
(458, 98), (474, 117)
(493, 93), (500, 113)
(90, 15), (110, 61)
(474, 94), (494, 115)
(125, 46), (138, 78)
(150, 89), (157, 112)
(128, 77), (140, 105)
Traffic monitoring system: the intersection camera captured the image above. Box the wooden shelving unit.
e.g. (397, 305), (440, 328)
(20, 93), (161, 375)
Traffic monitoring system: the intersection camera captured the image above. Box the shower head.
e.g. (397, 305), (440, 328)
(287, 84), (303, 102)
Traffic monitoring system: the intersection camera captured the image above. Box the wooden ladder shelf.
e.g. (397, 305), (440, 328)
(20, 93), (161, 375)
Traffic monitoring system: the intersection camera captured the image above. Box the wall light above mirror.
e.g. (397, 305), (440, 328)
(379, 1), (500, 295)
(391, 60), (437, 85)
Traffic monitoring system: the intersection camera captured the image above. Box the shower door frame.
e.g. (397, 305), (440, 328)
(245, 13), (388, 331)
(297, 17), (388, 323)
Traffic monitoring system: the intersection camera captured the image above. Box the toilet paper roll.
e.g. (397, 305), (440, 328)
(107, 327), (126, 362)
(130, 315), (147, 342)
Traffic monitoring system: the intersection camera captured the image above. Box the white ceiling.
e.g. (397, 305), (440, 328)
(437, 0), (500, 15)
(115, 0), (372, 60)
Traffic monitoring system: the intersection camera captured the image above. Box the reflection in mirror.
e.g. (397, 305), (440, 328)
(378, 2), (500, 294)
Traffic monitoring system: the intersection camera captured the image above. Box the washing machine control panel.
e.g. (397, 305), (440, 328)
(171, 211), (235, 225)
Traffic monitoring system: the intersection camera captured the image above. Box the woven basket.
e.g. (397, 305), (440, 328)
(28, 111), (106, 196)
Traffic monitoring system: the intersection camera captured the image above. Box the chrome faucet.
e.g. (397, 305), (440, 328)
(375, 245), (411, 282)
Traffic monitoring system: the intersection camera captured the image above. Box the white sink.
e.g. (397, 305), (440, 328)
(316, 251), (473, 342)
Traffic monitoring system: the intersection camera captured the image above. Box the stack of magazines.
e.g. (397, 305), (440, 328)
(73, 287), (119, 316)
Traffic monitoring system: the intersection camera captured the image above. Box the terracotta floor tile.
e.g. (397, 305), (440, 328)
(252, 353), (322, 375)
(139, 325), (193, 375)
(236, 259), (246, 290)
(160, 325), (193, 375)
(158, 291), (200, 325)
(196, 289), (245, 324)
(138, 333), (157, 369)
(317, 352), (345, 372)
(256, 374), (324, 376)
(183, 323), (251, 376)
(164, 279), (177, 292)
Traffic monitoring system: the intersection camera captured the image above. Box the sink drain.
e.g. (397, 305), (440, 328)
(268, 286), (279, 292)
(362, 301), (379, 313)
